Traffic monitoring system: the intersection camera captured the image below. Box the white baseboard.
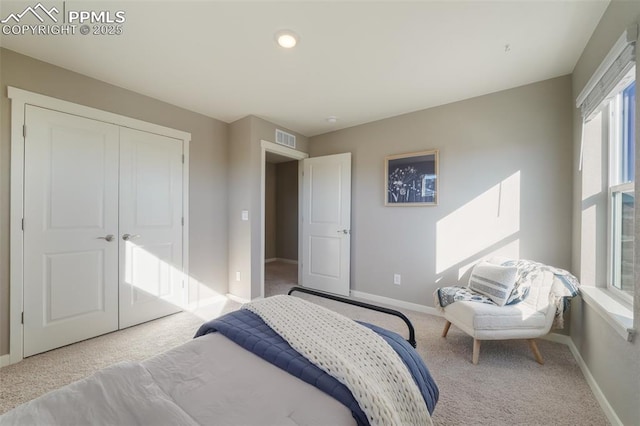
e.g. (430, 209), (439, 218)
(565, 338), (622, 425)
(541, 332), (572, 345)
(349, 290), (442, 317)
(267, 258), (298, 265)
(0, 353), (11, 368)
(226, 293), (251, 304)
(542, 333), (622, 426)
(348, 292), (620, 425)
(186, 295), (227, 311)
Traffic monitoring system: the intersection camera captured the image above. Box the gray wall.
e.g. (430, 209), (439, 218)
(228, 116), (308, 300)
(264, 160), (298, 262)
(228, 117), (254, 299)
(310, 76), (573, 306)
(0, 48), (229, 356)
(570, 1), (640, 424)
(265, 163), (277, 260)
(276, 161), (299, 261)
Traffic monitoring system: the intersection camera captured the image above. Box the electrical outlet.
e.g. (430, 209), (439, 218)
(393, 274), (401, 285)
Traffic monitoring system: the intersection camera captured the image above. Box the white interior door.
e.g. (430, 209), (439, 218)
(301, 153), (351, 296)
(23, 106), (119, 357)
(119, 128), (184, 328)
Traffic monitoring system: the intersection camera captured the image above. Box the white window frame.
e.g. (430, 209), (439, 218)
(608, 183), (634, 303)
(606, 84), (635, 307)
(577, 26), (636, 343)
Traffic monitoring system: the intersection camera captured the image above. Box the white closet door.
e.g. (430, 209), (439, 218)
(119, 128), (184, 328)
(23, 106), (120, 357)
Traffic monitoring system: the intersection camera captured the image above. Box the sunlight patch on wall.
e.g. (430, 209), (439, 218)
(436, 171), (521, 274)
(456, 240), (520, 280)
(188, 289), (231, 321)
(581, 113), (604, 200)
(187, 274), (230, 320)
(580, 204), (597, 286)
(579, 112), (605, 288)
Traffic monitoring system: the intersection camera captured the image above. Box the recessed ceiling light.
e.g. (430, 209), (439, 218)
(326, 116), (338, 124)
(275, 30), (299, 49)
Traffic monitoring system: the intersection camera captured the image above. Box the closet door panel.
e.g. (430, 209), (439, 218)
(119, 128), (184, 328)
(23, 106), (119, 357)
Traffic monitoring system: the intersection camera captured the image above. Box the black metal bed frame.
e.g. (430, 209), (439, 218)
(287, 286), (417, 348)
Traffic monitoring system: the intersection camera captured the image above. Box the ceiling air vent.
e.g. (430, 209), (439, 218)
(275, 129), (296, 149)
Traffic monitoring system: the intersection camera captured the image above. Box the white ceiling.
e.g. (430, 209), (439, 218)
(0, 1), (609, 136)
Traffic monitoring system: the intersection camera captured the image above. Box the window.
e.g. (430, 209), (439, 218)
(576, 27), (635, 340)
(608, 78), (635, 302)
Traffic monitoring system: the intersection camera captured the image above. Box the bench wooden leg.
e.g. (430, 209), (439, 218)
(472, 339), (481, 364)
(442, 320), (452, 338)
(528, 339), (544, 364)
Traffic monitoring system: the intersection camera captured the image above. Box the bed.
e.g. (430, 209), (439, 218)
(0, 287), (439, 426)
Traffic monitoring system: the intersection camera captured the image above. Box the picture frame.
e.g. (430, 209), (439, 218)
(385, 150), (439, 206)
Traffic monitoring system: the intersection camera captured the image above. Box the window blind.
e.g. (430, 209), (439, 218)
(577, 24), (637, 171)
(576, 24), (637, 122)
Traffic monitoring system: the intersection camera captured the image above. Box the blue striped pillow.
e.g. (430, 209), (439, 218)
(468, 261), (518, 306)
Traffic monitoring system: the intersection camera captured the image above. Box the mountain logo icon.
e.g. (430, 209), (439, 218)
(1, 3), (59, 24)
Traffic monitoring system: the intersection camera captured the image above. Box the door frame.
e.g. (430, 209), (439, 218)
(259, 140), (308, 298)
(8, 87), (191, 364)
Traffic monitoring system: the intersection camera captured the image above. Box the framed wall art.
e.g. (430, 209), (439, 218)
(385, 150), (438, 206)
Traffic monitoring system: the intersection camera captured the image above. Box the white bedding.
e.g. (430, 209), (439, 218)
(246, 296), (432, 426)
(0, 333), (356, 426)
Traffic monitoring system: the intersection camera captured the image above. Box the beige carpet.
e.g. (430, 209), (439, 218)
(265, 259), (299, 297)
(0, 261), (609, 425)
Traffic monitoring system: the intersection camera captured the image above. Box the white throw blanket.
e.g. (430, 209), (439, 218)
(244, 295), (432, 426)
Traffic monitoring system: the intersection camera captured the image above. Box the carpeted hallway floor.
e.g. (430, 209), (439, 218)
(0, 261), (609, 425)
(265, 259), (299, 297)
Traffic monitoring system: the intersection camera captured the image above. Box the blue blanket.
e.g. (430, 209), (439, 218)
(195, 309), (438, 426)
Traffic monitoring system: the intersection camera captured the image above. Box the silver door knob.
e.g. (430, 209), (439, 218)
(98, 234), (114, 242)
(337, 229), (350, 234)
(122, 234), (141, 241)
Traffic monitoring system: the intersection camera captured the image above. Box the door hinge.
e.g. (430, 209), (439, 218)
(22, 125), (26, 138)
(21, 312), (24, 324)
(182, 154), (185, 164)
(181, 217), (184, 226)
(21, 218), (24, 231)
